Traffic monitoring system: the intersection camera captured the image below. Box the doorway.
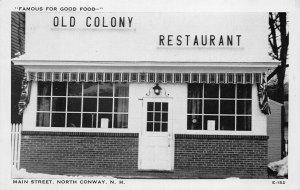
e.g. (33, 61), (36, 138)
(138, 98), (174, 171)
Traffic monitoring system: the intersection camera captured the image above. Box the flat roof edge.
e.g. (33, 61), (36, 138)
(12, 60), (279, 68)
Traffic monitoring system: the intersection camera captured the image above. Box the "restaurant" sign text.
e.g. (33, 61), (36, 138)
(158, 34), (242, 47)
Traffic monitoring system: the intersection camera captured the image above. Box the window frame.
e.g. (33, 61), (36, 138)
(146, 101), (169, 132)
(187, 84), (252, 131)
(36, 81), (129, 129)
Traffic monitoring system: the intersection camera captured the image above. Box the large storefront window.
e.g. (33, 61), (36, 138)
(187, 84), (252, 131)
(36, 82), (129, 128)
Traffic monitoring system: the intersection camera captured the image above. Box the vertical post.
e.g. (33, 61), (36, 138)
(14, 124), (17, 167)
(11, 123), (22, 170)
(11, 124), (15, 167)
(17, 124), (22, 169)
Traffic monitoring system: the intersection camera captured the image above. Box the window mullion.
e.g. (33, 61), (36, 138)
(202, 84), (204, 130)
(80, 82), (83, 128)
(218, 84), (220, 130)
(49, 82), (53, 127)
(160, 102), (163, 131)
(112, 83), (115, 128)
(235, 84), (237, 131)
(65, 82), (68, 127)
(153, 101), (155, 130)
(96, 82), (99, 128)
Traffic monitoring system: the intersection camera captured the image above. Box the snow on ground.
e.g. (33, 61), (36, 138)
(12, 167), (116, 179)
(268, 156), (288, 177)
(224, 177), (240, 179)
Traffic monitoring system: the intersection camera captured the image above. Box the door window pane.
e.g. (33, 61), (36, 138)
(162, 113), (168, 122)
(147, 112), (153, 122)
(154, 122), (160, 132)
(148, 102), (154, 111)
(155, 112), (161, 121)
(155, 102), (161, 111)
(161, 123), (168, 132)
(147, 122), (153, 131)
(162, 103), (168, 112)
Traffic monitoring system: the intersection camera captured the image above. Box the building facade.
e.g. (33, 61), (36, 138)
(13, 12), (278, 178)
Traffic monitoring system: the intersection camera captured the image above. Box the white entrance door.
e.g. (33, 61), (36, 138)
(138, 98), (174, 171)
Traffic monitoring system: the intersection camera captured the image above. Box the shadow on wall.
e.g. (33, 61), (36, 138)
(11, 12), (25, 124)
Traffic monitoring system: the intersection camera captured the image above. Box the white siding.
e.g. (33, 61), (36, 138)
(267, 100), (282, 162)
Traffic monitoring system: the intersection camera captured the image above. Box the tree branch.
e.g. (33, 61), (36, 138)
(269, 13), (279, 58)
(267, 66), (280, 81)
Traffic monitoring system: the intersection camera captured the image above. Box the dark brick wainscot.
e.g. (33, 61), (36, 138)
(174, 134), (268, 179)
(20, 131), (268, 178)
(20, 131), (139, 176)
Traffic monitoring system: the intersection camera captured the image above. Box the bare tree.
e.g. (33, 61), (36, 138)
(268, 12), (289, 158)
(267, 12), (289, 104)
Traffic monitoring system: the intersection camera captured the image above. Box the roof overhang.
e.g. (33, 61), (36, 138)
(12, 59), (279, 69)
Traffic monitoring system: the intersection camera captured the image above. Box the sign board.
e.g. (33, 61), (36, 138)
(207, 120), (216, 131)
(100, 118), (109, 129)
(22, 12), (272, 63)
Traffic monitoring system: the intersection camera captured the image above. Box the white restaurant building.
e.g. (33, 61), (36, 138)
(13, 12), (277, 178)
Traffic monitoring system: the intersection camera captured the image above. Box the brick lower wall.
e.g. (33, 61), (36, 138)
(174, 134), (268, 179)
(20, 131), (139, 176)
(20, 131), (268, 178)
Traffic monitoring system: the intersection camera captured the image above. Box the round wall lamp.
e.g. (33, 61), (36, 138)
(153, 83), (162, 95)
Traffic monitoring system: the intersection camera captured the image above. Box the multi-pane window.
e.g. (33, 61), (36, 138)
(146, 102), (169, 132)
(36, 82), (129, 128)
(187, 84), (252, 131)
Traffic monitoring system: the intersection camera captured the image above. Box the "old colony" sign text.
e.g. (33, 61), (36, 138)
(53, 16), (134, 28)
